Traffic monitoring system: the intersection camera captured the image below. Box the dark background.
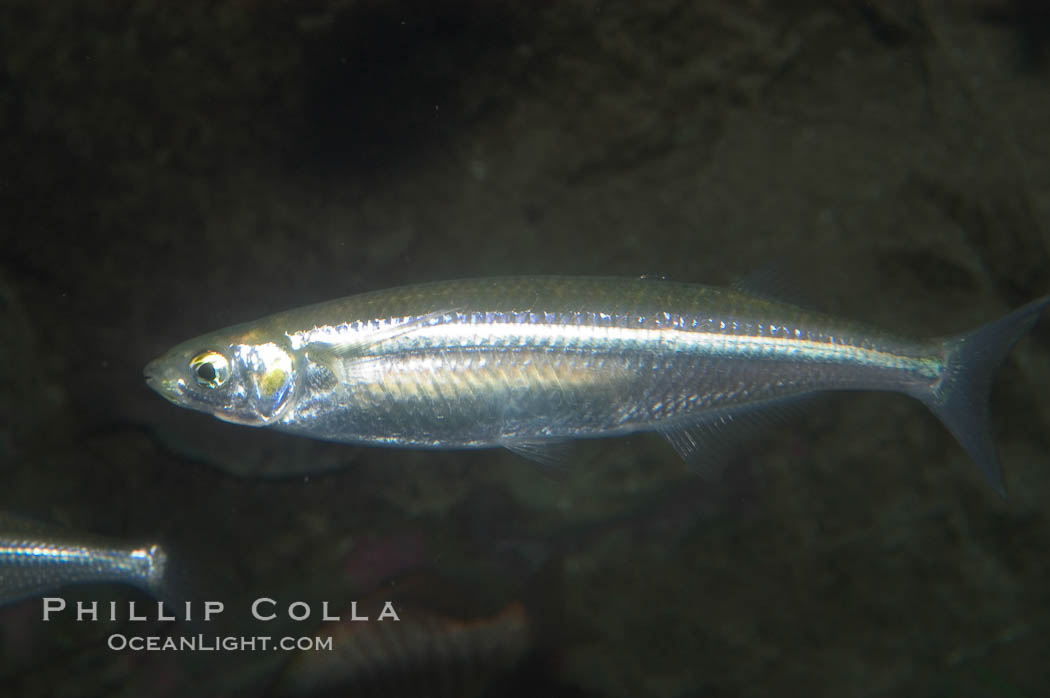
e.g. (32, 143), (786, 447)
(2, 1), (1049, 696)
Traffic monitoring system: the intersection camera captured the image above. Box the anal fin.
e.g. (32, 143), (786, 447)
(658, 396), (816, 477)
(502, 439), (573, 467)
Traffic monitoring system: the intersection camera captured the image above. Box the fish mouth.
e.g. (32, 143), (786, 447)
(143, 359), (163, 390)
(143, 358), (183, 402)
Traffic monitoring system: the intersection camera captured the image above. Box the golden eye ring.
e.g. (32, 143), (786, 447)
(189, 351), (230, 388)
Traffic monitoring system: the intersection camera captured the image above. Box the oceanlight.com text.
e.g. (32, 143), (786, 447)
(107, 633), (334, 652)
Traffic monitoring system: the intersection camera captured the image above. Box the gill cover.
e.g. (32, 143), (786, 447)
(220, 342), (299, 425)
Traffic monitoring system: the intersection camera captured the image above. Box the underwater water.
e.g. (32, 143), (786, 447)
(2, 1), (1049, 696)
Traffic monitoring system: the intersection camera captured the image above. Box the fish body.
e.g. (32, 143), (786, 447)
(145, 276), (1050, 494)
(0, 514), (166, 605)
(274, 601), (530, 697)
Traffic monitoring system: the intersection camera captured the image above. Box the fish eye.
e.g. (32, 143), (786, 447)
(189, 351), (230, 388)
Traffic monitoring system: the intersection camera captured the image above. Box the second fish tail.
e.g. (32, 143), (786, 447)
(916, 295), (1050, 498)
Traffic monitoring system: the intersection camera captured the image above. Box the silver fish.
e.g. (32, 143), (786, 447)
(0, 514), (167, 605)
(144, 276), (1050, 495)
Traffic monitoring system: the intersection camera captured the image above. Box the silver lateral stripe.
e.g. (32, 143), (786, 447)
(0, 544), (89, 560)
(290, 313), (938, 377)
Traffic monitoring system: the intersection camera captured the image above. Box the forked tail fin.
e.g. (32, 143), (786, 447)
(919, 295), (1050, 498)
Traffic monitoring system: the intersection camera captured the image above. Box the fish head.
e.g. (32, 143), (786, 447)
(145, 329), (300, 426)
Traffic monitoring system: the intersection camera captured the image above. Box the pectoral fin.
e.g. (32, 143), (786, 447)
(312, 309), (461, 357)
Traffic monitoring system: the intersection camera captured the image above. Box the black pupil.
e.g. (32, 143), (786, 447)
(196, 362), (217, 382)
